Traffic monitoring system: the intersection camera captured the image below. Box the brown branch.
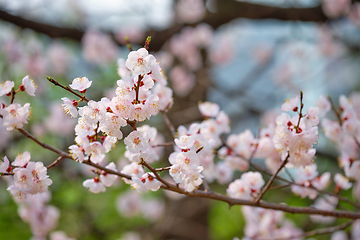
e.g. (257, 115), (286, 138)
(154, 166), (171, 172)
(161, 110), (177, 138)
(152, 142), (174, 148)
(141, 160), (171, 188)
(255, 153), (289, 204)
(47, 77), (89, 102)
(0, 2), (329, 53)
(46, 156), (65, 169)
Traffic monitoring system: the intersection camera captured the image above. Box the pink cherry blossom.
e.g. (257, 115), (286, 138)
(20, 75), (36, 96)
(83, 177), (106, 193)
(0, 80), (14, 96)
(69, 77), (92, 92)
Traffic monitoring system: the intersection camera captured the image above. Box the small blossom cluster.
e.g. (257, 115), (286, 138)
(273, 95), (319, 167)
(169, 135), (203, 192)
(116, 190), (164, 221)
(172, 102), (230, 185)
(0, 76), (35, 131)
(121, 127), (163, 192)
(240, 206), (303, 239)
(82, 162), (118, 193)
(5, 152), (52, 201)
(318, 94), (360, 198)
(290, 164), (330, 199)
(169, 24), (213, 96)
(115, 47), (172, 121)
(67, 97), (124, 164)
(226, 171), (264, 200)
(17, 192), (60, 239)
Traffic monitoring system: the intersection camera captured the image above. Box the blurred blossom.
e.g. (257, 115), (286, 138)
(322, 0), (350, 18)
(82, 30), (118, 65)
(349, 3), (360, 26)
(3, 37), (22, 63)
(251, 44), (272, 65)
(175, 0), (206, 23)
(47, 42), (73, 75)
(209, 32), (234, 65)
(169, 66), (196, 97)
(45, 102), (76, 136)
(116, 26), (145, 44)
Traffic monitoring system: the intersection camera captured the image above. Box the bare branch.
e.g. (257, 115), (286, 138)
(255, 154), (289, 204)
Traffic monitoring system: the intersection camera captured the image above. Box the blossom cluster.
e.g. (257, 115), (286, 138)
(121, 126), (164, 192)
(226, 172), (264, 200)
(0, 75), (35, 131)
(274, 95), (319, 167)
(240, 206), (302, 239)
(2, 152), (52, 201)
(167, 102), (231, 189)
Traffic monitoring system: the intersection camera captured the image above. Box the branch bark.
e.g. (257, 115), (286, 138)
(0, 1), (330, 52)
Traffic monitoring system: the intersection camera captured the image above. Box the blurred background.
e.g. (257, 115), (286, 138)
(0, 0), (360, 239)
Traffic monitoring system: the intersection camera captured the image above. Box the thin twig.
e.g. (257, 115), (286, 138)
(154, 166), (171, 172)
(141, 160), (171, 188)
(161, 110), (177, 138)
(152, 142), (174, 148)
(46, 156), (65, 169)
(255, 154), (290, 204)
(46, 77), (89, 102)
(328, 95), (342, 126)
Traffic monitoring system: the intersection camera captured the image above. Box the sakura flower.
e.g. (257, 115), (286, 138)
(198, 102), (220, 118)
(0, 156), (9, 173)
(0, 80), (14, 96)
(12, 151), (31, 167)
(2, 103), (31, 131)
(131, 173), (162, 192)
(241, 171), (265, 191)
(99, 162), (118, 187)
(182, 167), (203, 192)
(83, 177), (106, 193)
(61, 97), (78, 118)
(334, 173), (352, 190)
(20, 75), (36, 96)
(13, 168), (33, 191)
(69, 77), (92, 92)
(121, 162), (145, 184)
(124, 131), (149, 153)
(69, 145), (84, 163)
(281, 96), (299, 112)
(227, 179), (251, 200)
(316, 95), (331, 117)
(125, 48), (156, 76)
(175, 135), (195, 149)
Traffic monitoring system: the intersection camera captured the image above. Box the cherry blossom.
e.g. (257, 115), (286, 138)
(125, 48), (156, 76)
(83, 177), (106, 193)
(2, 103), (31, 131)
(69, 77), (92, 92)
(20, 75), (36, 96)
(0, 80), (14, 96)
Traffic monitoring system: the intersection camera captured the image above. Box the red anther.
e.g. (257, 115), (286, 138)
(287, 121), (292, 127)
(94, 177), (100, 183)
(101, 136), (106, 142)
(293, 106), (298, 112)
(139, 81), (144, 87)
(181, 149), (189, 152)
(6, 166), (12, 173)
(142, 100), (146, 105)
(6, 92), (11, 97)
(148, 175), (154, 181)
(80, 89), (87, 94)
(19, 84), (25, 92)
(106, 106), (113, 113)
(226, 148), (233, 155)
(140, 177), (146, 183)
(72, 100), (78, 107)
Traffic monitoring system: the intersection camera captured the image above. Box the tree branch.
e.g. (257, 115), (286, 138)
(0, 1), (330, 52)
